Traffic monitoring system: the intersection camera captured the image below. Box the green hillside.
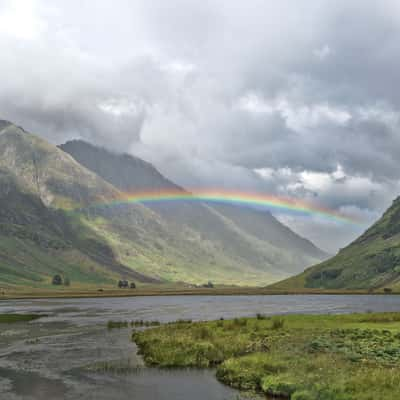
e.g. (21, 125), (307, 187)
(272, 197), (400, 290)
(0, 169), (154, 288)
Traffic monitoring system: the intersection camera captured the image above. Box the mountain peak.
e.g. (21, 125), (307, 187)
(0, 125), (119, 209)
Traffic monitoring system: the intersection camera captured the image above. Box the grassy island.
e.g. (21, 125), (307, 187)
(0, 314), (42, 323)
(133, 313), (400, 399)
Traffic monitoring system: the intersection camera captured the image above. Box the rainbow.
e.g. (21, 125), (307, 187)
(86, 188), (359, 225)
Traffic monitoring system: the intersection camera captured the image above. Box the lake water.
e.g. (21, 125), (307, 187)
(1, 294), (400, 399)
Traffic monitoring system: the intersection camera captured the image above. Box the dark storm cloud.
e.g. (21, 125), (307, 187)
(1, 0), (400, 251)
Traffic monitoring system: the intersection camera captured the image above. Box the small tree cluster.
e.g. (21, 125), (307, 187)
(118, 280), (136, 289)
(52, 274), (62, 285)
(51, 275), (71, 286)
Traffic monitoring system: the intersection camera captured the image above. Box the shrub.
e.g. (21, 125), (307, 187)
(118, 280), (129, 288)
(52, 274), (62, 285)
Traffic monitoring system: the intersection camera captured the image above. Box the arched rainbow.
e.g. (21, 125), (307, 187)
(85, 188), (359, 225)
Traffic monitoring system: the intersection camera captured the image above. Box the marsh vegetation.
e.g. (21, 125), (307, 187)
(133, 312), (400, 399)
(107, 319), (161, 329)
(0, 314), (42, 323)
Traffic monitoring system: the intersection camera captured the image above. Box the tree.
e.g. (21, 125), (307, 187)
(130, 282), (136, 289)
(384, 287), (393, 294)
(118, 280), (129, 288)
(52, 274), (62, 285)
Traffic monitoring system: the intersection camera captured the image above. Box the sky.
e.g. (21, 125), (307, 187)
(1, 0), (400, 252)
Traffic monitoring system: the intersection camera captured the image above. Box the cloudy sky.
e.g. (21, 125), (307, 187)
(2, 0), (400, 252)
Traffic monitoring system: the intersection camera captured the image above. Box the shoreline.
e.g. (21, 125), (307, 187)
(0, 286), (395, 300)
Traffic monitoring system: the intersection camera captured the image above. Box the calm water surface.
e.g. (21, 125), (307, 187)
(1, 294), (400, 399)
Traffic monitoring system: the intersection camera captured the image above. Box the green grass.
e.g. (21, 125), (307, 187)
(0, 314), (42, 323)
(132, 312), (400, 399)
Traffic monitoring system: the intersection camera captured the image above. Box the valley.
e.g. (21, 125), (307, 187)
(0, 120), (327, 289)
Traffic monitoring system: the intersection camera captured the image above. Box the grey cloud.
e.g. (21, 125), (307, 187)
(1, 0), (400, 251)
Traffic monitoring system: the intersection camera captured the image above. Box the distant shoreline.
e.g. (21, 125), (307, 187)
(0, 286), (395, 300)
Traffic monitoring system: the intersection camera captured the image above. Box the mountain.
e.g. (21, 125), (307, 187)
(60, 140), (328, 280)
(272, 197), (400, 290)
(0, 120), (158, 287)
(0, 170), (154, 288)
(0, 122), (119, 209)
(207, 203), (327, 261)
(0, 120), (328, 288)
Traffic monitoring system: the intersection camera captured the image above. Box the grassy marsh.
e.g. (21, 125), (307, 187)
(132, 312), (400, 399)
